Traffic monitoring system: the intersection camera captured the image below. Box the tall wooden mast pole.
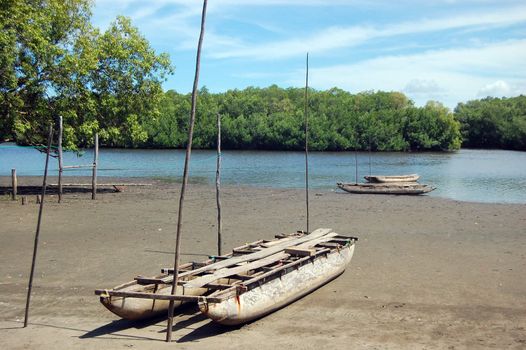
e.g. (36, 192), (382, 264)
(92, 133), (98, 200)
(58, 116), (63, 203)
(216, 113), (222, 256)
(355, 150), (358, 184)
(166, 0), (208, 342)
(24, 125), (53, 327)
(304, 53), (310, 234)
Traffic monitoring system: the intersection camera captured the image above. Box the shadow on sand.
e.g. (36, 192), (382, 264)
(0, 185), (117, 196)
(81, 303), (240, 343)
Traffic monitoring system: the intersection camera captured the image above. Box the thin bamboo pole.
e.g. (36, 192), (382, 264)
(304, 53), (310, 234)
(24, 125), (53, 327)
(92, 133), (98, 200)
(355, 150), (358, 184)
(58, 116), (63, 203)
(166, 0), (208, 342)
(368, 135), (372, 176)
(216, 113), (222, 256)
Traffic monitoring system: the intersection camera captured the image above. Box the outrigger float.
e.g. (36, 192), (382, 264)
(95, 228), (357, 324)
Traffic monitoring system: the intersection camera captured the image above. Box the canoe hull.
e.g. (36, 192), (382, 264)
(364, 174), (420, 183)
(99, 282), (206, 320)
(337, 182), (434, 195)
(198, 244), (354, 325)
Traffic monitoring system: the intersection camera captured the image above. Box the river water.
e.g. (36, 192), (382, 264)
(1, 144), (525, 204)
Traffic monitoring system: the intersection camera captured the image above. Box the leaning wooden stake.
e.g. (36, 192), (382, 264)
(166, 0), (208, 342)
(216, 113), (222, 256)
(24, 125), (53, 328)
(304, 53), (310, 233)
(11, 168), (17, 200)
(58, 116), (63, 203)
(92, 133), (98, 200)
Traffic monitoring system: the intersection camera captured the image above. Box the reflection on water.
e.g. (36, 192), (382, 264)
(1, 143), (525, 204)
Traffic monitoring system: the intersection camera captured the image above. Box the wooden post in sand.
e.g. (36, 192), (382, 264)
(58, 116), (63, 203)
(166, 0), (208, 342)
(24, 125), (53, 328)
(11, 168), (17, 200)
(92, 133), (98, 200)
(216, 113), (222, 256)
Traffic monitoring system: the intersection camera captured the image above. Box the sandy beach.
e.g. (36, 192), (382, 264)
(0, 176), (525, 349)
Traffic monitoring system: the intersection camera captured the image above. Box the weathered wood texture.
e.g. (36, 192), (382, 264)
(216, 112), (222, 255)
(11, 169), (17, 200)
(58, 116), (63, 203)
(92, 133), (98, 200)
(166, 0), (208, 342)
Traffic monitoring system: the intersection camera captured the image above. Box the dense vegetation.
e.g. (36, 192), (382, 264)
(456, 96), (526, 151)
(145, 87), (462, 151)
(1, 1), (523, 151)
(0, 0), (172, 149)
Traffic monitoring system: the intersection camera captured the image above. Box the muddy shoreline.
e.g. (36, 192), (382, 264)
(1, 176), (525, 349)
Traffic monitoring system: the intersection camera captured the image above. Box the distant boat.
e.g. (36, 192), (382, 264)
(364, 174), (420, 183)
(337, 182), (435, 195)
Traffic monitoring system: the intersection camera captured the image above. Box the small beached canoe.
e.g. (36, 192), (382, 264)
(364, 174), (420, 183)
(197, 229), (357, 325)
(337, 182), (435, 195)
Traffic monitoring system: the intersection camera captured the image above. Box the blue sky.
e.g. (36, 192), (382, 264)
(92, 0), (526, 108)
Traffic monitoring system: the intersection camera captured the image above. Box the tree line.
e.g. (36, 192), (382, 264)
(144, 87), (462, 151)
(1, 1), (524, 151)
(455, 95), (526, 151)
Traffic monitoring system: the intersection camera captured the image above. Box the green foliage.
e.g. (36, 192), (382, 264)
(455, 95), (526, 151)
(0, 0), (172, 149)
(149, 87), (462, 152)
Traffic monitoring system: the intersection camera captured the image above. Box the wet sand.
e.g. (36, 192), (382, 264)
(0, 176), (525, 349)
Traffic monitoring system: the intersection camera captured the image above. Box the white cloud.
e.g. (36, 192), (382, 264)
(209, 5), (526, 59)
(477, 80), (515, 97)
(300, 39), (526, 107)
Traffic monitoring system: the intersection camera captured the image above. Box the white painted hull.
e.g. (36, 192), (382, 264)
(364, 174), (420, 183)
(198, 244), (355, 325)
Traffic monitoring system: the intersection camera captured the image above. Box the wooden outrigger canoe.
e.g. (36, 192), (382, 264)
(337, 182), (435, 195)
(95, 229), (356, 321)
(95, 232), (306, 320)
(364, 174), (420, 183)
(197, 229), (356, 325)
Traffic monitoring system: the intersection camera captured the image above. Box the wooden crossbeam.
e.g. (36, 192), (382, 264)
(204, 282), (234, 290)
(62, 164), (94, 169)
(284, 247), (316, 256)
(94, 289), (222, 303)
(232, 248), (255, 254)
(50, 183), (152, 187)
(317, 242), (342, 248)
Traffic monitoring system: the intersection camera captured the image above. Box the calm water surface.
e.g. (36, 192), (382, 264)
(1, 144), (525, 204)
